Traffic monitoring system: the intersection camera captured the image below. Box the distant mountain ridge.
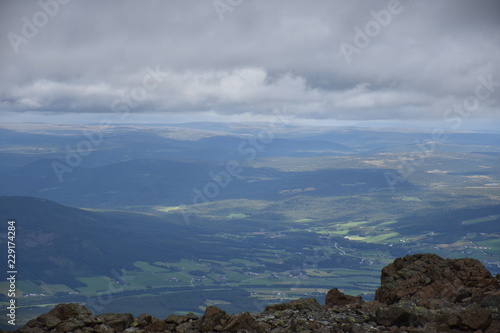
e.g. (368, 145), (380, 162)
(0, 158), (407, 208)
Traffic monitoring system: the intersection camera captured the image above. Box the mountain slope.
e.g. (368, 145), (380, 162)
(0, 196), (208, 287)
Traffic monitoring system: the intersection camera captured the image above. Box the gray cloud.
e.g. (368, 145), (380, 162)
(0, 0), (499, 122)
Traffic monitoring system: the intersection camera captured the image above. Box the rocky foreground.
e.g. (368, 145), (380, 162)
(12, 254), (500, 333)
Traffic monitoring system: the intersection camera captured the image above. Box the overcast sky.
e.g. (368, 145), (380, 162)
(0, 0), (499, 127)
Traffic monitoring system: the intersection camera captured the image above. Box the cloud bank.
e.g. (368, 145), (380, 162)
(1, 0), (499, 122)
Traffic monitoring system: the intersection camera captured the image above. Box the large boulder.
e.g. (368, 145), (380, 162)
(325, 288), (364, 307)
(48, 303), (93, 321)
(375, 253), (500, 305)
(198, 305), (229, 332)
(372, 299), (494, 331)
